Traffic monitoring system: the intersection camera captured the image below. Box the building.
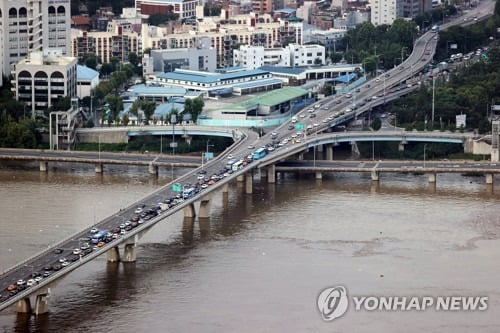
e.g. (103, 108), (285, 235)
(252, 0), (274, 14)
(152, 68), (274, 93)
(259, 63), (362, 85)
(11, 50), (77, 118)
(370, 0), (404, 25)
(304, 28), (347, 50)
(43, 0), (72, 56)
(403, 0), (433, 18)
(142, 47), (217, 76)
(198, 86), (313, 127)
(125, 84), (203, 102)
(136, 0), (198, 18)
(0, 0), (44, 86)
(233, 43), (325, 69)
(71, 27), (141, 64)
(76, 65), (99, 99)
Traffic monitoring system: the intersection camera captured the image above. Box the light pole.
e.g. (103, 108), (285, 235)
(160, 134), (163, 155)
(431, 75), (436, 128)
(423, 144), (427, 168)
(401, 46), (407, 65)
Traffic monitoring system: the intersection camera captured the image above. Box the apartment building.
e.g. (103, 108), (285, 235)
(370, 0), (404, 25)
(136, 0), (198, 18)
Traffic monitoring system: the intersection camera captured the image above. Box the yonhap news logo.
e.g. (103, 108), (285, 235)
(317, 286), (488, 321)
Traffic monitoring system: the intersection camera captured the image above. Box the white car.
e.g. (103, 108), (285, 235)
(90, 228), (98, 234)
(134, 207), (143, 214)
(27, 279), (36, 287)
(271, 131), (278, 136)
(248, 145), (255, 149)
(307, 125), (313, 130)
(201, 184), (208, 189)
(296, 139), (302, 143)
(299, 114), (306, 118)
(313, 123), (319, 127)
(227, 154), (234, 159)
(73, 249), (81, 255)
(197, 174), (205, 180)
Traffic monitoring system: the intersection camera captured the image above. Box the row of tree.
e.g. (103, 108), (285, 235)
(388, 46), (500, 133)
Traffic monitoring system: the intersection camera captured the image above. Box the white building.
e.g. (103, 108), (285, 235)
(142, 47), (217, 75)
(233, 44), (325, 69)
(304, 28), (347, 51)
(43, 0), (71, 55)
(370, 0), (404, 25)
(76, 65), (99, 99)
(136, 0), (198, 19)
(11, 50), (77, 118)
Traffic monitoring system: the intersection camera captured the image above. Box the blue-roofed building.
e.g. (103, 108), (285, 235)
(126, 84), (203, 102)
(151, 68), (281, 96)
(77, 65), (99, 98)
(259, 64), (363, 86)
(153, 103), (185, 120)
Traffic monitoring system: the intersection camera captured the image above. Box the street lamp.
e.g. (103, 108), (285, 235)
(423, 144), (427, 168)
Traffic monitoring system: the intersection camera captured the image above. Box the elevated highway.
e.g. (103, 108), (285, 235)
(0, 0), (494, 315)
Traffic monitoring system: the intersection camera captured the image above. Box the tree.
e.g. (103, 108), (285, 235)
(372, 118), (382, 131)
(191, 97), (205, 123)
(330, 52), (343, 63)
(100, 63), (113, 77)
(83, 53), (98, 70)
(122, 114), (130, 126)
(140, 100), (156, 125)
(320, 83), (336, 96)
(52, 96), (72, 111)
(314, 57), (322, 65)
(105, 95), (123, 126)
(128, 52), (139, 67)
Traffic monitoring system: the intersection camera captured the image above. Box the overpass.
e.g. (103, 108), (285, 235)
(274, 160), (500, 184)
(76, 125), (240, 144)
(0, 1), (496, 315)
(0, 148), (201, 173)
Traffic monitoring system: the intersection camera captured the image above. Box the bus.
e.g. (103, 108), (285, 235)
(431, 25), (439, 33)
(252, 148), (267, 160)
(225, 159), (238, 170)
(183, 187), (196, 199)
(232, 160), (244, 171)
(91, 231), (107, 244)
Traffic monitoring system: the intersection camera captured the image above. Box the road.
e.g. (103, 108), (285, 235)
(0, 0), (493, 312)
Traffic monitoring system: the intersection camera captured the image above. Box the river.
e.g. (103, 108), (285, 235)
(0, 161), (500, 332)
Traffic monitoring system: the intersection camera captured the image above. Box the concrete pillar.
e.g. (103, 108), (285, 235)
(492, 150), (499, 163)
(427, 172), (436, 183)
(34, 289), (50, 315)
(185, 135), (192, 145)
(222, 183), (229, 193)
(398, 143), (406, 151)
(16, 298), (32, 314)
(245, 172), (253, 194)
(184, 203), (196, 218)
(236, 174), (245, 182)
(315, 171), (323, 180)
(95, 163), (103, 173)
(298, 153), (304, 160)
(268, 164), (276, 183)
(122, 243), (137, 262)
(198, 196), (212, 219)
(260, 168), (267, 178)
(371, 170), (379, 181)
(326, 145), (333, 160)
(485, 173), (494, 184)
(39, 161), (48, 172)
(351, 142), (360, 159)
(148, 163), (158, 175)
(106, 246), (120, 262)
(317, 144), (324, 152)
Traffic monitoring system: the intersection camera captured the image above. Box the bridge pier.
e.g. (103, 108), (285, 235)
(106, 246), (121, 262)
(492, 150), (499, 163)
(95, 163), (103, 173)
(184, 135), (192, 145)
(298, 152), (304, 160)
(236, 174), (245, 182)
(34, 288), (50, 315)
(184, 203), (196, 218)
(326, 145), (333, 160)
(371, 170), (379, 181)
(198, 195), (212, 219)
(222, 183), (229, 193)
(427, 172), (436, 183)
(485, 173), (494, 185)
(148, 163), (158, 175)
(39, 161), (48, 172)
(267, 165), (276, 183)
(315, 171), (323, 180)
(122, 243), (137, 262)
(398, 142), (406, 152)
(351, 142), (360, 159)
(317, 144), (324, 153)
(16, 298), (32, 314)
(245, 172), (253, 194)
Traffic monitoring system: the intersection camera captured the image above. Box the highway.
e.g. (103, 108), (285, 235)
(0, 148), (201, 167)
(0, 0), (494, 313)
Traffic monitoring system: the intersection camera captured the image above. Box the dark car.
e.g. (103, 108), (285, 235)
(288, 125), (294, 130)
(309, 114), (316, 118)
(54, 248), (63, 254)
(43, 265), (52, 271)
(43, 271), (51, 278)
(53, 264), (62, 271)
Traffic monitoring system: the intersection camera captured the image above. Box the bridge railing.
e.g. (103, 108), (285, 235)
(0, 129), (248, 277)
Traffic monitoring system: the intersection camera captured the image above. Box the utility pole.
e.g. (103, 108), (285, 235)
(431, 75), (436, 128)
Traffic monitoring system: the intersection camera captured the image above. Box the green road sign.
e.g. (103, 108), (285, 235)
(172, 183), (182, 192)
(295, 123), (304, 130)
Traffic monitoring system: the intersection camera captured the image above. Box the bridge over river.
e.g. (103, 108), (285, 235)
(1, 1), (497, 315)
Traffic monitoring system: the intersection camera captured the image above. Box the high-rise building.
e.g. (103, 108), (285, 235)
(252, 0), (274, 14)
(370, 0), (404, 25)
(0, 0), (71, 86)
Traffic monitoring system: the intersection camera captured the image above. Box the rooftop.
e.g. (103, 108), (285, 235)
(128, 84), (187, 96)
(157, 68), (270, 84)
(77, 65), (99, 81)
(153, 102), (185, 118)
(223, 86), (309, 111)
